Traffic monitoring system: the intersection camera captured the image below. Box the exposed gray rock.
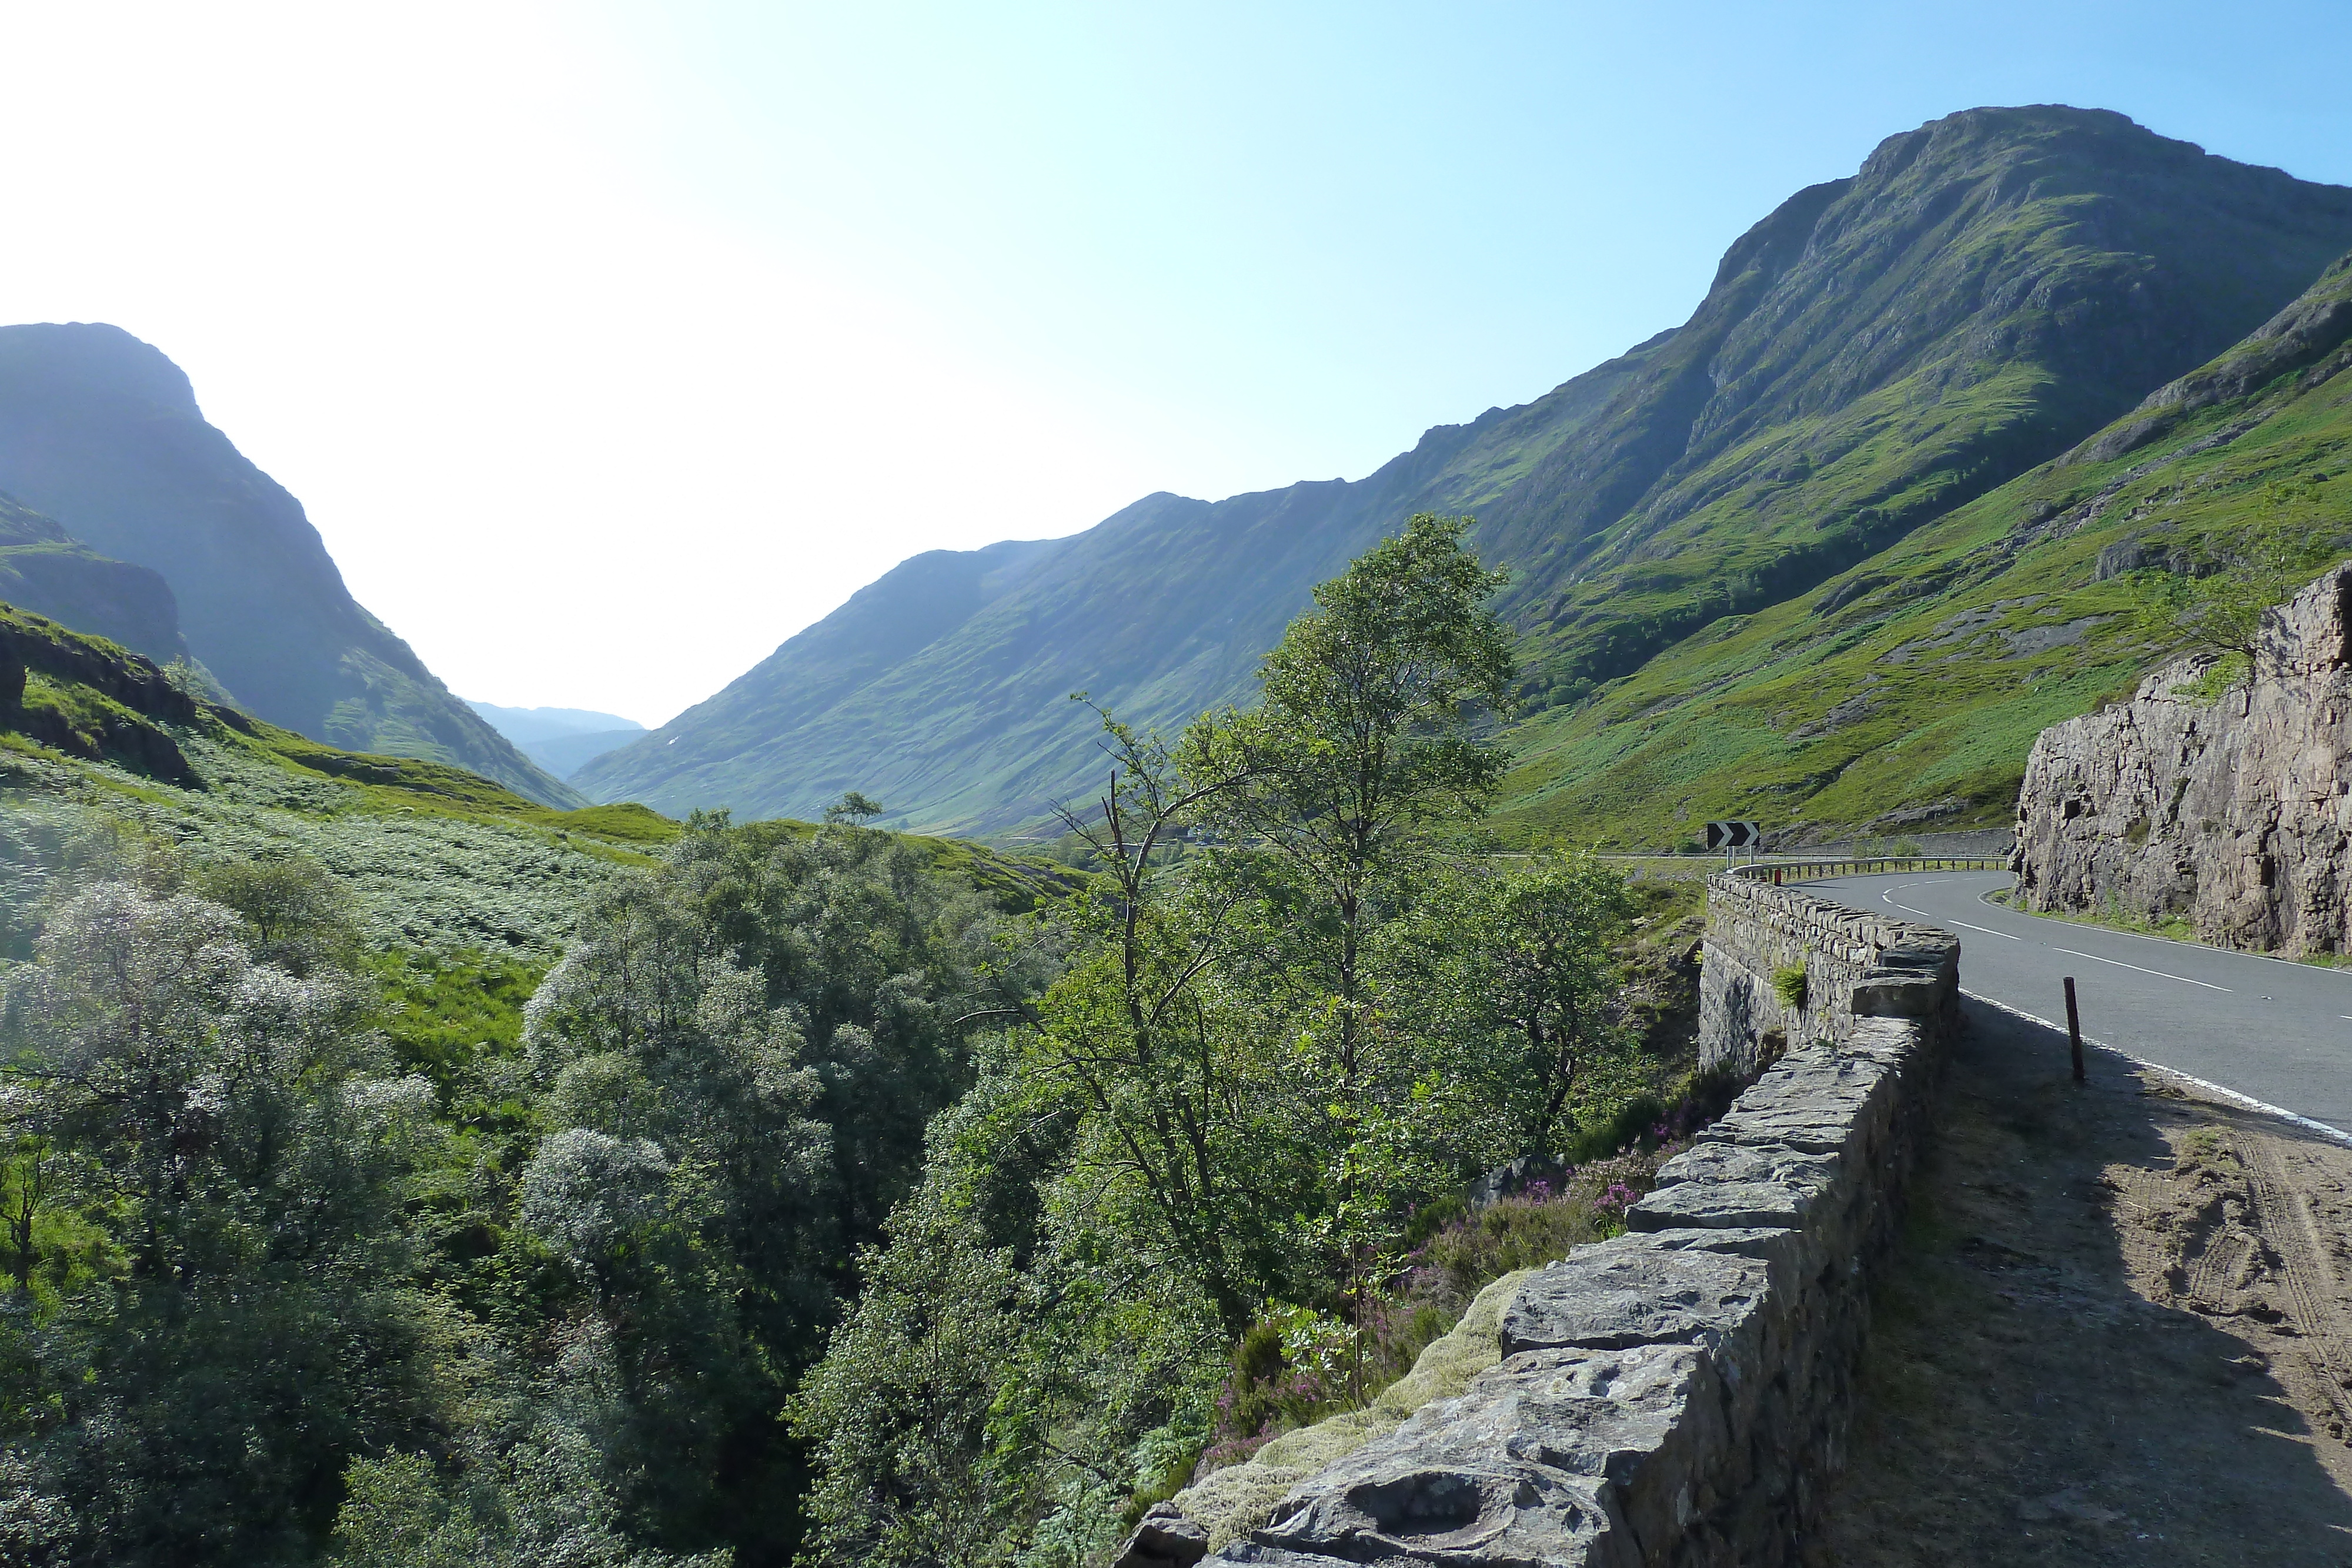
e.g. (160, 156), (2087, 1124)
(1500, 1237), (1772, 1360)
(1629, 1143), (1845, 1235)
(1695, 1046), (1899, 1162)
(1235, 1346), (1713, 1568)
(2013, 560), (2352, 954)
(1115, 1502), (1211, 1568)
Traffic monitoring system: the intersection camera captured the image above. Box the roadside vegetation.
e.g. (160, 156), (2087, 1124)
(789, 516), (1706, 1565)
(0, 517), (1699, 1567)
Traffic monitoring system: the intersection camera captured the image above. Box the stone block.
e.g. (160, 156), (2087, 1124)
(1500, 1235), (1772, 1362)
(1849, 975), (1944, 1017)
(1226, 1346), (1720, 1568)
(1697, 1047), (1898, 1161)
(1628, 1142), (1847, 1237)
(1117, 1502), (1211, 1568)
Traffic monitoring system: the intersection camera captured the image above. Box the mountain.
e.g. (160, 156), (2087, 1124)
(578, 106), (2352, 834)
(467, 700), (649, 779)
(1485, 245), (2352, 848)
(0, 494), (188, 667)
(521, 729), (649, 780)
(465, 700), (647, 743)
(0, 325), (584, 808)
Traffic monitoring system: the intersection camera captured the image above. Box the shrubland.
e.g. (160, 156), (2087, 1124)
(0, 518), (1707, 1566)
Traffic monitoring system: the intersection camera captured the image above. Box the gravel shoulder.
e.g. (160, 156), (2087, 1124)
(1812, 998), (2352, 1564)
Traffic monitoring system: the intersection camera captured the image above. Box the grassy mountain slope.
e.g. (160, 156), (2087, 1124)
(0, 599), (1084, 961)
(1487, 249), (2352, 848)
(582, 106), (2352, 835)
(0, 494), (189, 667)
(0, 324), (584, 808)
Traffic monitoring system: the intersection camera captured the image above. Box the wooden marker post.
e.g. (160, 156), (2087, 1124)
(2063, 976), (2084, 1083)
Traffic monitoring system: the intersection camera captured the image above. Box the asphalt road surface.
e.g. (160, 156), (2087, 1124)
(1806, 870), (2352, 1138)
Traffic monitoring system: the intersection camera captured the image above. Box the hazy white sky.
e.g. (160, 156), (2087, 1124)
(2, 2), (2348, 724)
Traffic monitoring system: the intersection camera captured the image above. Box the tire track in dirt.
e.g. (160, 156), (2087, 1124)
(2239, 1132), (2352, 1445)
(1815, 1002), (2352, 1564)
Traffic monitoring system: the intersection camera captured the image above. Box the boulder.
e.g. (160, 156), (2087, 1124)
(1115, 1502), (1211, 1568)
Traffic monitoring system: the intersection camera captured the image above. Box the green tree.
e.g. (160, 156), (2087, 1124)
(2132, 474), (2344, 674)
(1378, 853), (1637, 1159)
(1, 881), (432, 1567)
(1182, 512), (1514, 1390)
(192, 852), (358, 976)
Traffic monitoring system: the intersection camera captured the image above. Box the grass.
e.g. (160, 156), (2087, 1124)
(1485, 312), (2352, 850)
(1987, 883), (2203, 945)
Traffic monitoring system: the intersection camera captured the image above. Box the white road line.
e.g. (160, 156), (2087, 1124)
(2051, 946), (2231, 991)
(1940, 916), (2023, 941)
(1962, 990), (2352, 1148)
(1879, 887), (2008, 934)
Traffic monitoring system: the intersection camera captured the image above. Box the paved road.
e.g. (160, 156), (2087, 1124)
(1806, 870), (2352, 1137)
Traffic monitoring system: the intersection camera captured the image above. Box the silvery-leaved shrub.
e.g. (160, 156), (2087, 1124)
(519, 1126), (671, 1275)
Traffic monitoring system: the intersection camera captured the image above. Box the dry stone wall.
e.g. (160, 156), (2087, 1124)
(2012, 562), (2352, 954)
(1699, 870), (1959, 1072)
(1130, 877), (1958, 1568)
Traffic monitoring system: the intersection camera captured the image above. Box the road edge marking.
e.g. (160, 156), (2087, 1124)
(2048, 945), (2231, 991)
(1960, 989), (2352, 1149)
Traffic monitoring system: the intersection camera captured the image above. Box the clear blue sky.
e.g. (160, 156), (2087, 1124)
(2, 2), (2347, 721)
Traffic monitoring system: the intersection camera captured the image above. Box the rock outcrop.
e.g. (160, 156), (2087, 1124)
(2013, 562), (2352, 953)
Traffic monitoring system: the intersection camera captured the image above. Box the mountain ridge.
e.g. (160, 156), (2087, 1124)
(581, 105), (2352, 835)
(0, 325), (583, 807)
(0, 493), (190, 668)
(1485, 238), (2352, 848)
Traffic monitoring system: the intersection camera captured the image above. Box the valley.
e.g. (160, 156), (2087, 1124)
(5, 87), (2352, 1568)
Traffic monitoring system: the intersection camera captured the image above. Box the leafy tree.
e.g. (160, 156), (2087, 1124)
(1377, 853), (1637, 1159)
(823, 791), (886, 826)
(794, 514), (1576, 1554)
(193, 852), (359, 976)
(1182, 512), (1514, 1389)
(2131, 473), (2346, 673)
(0, 881), (432, 1567)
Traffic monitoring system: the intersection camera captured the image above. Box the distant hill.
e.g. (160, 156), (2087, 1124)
(577, 106), (2352, 835)
(467, 700), (649, 780)
(0, 325), (583, 808)
(465, 700), (647, 743)
(524, 728), (651, 780)
(0, 494), (189, 668)
(0, 600), (1088, 927)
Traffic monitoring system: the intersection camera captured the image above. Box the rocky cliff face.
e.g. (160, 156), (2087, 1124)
(2013, 563), (2352, 952)
(0, 494), (189, 667)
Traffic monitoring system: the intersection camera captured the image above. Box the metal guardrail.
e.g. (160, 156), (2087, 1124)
(1729, 856), (2009, 884)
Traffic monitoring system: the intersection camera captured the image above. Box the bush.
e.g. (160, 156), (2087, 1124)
(1772, 963), (1809, 1009)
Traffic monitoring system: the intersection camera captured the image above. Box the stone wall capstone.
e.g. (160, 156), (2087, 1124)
(1122, 875), (1959, 1568)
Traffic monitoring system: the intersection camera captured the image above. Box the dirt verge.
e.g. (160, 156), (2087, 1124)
(1812, 999), (2352, 1564)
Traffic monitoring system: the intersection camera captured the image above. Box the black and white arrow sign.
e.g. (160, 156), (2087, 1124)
(1705, 820), (1760, 850)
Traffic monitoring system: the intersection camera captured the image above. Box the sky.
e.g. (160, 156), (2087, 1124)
(2, 2), (2350, 726)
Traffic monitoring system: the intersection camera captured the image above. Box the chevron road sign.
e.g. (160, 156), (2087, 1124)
(1705, 821), (1760, 851)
